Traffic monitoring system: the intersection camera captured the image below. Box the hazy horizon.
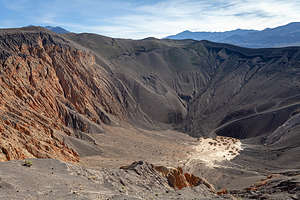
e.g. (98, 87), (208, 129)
(1, 0), (300, 39)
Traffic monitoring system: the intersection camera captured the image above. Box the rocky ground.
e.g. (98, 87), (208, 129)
(0, 156), (299, 200)
(0, 159), (227, 200)
(0, 127), (299, 200)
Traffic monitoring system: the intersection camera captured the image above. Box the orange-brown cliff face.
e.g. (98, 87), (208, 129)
(154, 165), (215, 191)
(0, 29), (128, 162)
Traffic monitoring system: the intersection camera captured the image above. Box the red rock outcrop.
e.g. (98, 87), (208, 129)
(0, 28), (128, 162)
(120, 161), (216, 191)
(154, 165), (215, 191)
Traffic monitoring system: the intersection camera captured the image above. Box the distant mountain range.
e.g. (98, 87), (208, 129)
(44, 26), (70, 34)
(166, 22), (300, 48)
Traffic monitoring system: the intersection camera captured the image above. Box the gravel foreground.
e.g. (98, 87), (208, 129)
(0, 159), (228, 200)
(0, 159), (299, 200)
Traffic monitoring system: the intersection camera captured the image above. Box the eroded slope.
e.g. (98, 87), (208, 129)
(0, 27), (130, 161)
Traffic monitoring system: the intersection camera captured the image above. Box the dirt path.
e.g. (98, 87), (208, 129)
(211, 102), (300, 135)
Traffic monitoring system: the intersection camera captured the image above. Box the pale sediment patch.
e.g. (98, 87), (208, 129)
(187, 136), (243, 168)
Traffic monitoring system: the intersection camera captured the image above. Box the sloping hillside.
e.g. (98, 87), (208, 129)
(0, 26), (300, 199)
(1, 27), (300, 163)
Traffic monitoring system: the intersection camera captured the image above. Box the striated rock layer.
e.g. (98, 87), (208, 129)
(0, 27), (129, 162)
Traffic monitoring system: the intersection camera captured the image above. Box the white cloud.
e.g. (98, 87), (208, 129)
(2, 0), (300, 39)
(89, 0), (300, 39)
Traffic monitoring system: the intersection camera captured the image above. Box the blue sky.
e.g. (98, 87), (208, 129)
(1, 0), (300, 39)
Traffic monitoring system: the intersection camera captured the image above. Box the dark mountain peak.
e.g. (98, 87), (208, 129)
(142, 37), (159, 41)
(44, 26), (70, 34)
(181, 30), (192, 33)
(263, 28), (271, 31)
(272, 22), (300, 31)
(286, 22), (300, 26)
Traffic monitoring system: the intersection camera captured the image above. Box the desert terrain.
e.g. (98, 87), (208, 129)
(0, 26), (299, 199)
